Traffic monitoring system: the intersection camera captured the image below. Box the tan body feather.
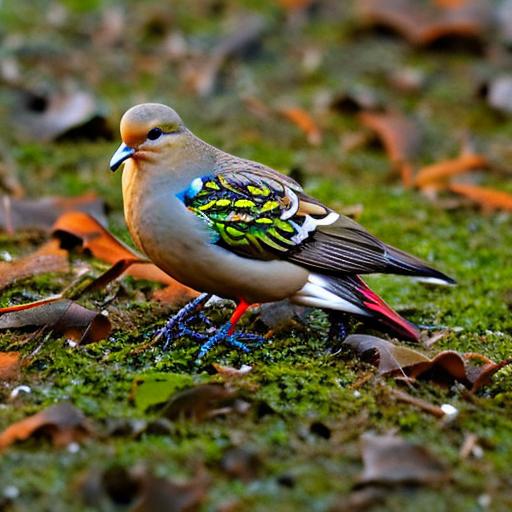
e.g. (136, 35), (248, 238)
(122, 145), (309, 304)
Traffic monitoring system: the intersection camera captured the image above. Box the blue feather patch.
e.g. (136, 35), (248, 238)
(176, 176), (205, 202)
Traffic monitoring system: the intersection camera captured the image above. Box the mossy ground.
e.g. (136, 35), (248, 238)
(0, 1), (511, 511)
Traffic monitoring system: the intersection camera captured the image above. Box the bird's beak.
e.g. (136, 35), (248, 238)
(110, 143), (136, 172)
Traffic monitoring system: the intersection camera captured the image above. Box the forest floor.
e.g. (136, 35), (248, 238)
(0, 1), (511, 511)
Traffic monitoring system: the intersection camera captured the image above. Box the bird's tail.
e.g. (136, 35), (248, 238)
(292, 273), (419, 341)
(385, 245), (455, 285)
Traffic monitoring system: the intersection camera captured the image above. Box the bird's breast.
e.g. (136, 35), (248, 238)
(120, 163), (309, 303)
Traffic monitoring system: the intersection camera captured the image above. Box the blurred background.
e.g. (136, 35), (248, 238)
(1, 0), (512, 510)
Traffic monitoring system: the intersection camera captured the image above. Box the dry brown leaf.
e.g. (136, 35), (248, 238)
(330, 87), (382, 114)
(80, 465), (208, 512)
(53, 211), (198, 305)
(448, 183), (512, 212)
(0, 402), (93, 449)
(0, 193), (105, 234)
(0, 298), (111, 344)
(220, 447), (261, 482)
(278, 106), (322, 145)
(329, 488), (387, 512)
(344, 334), (430, 374)
(161, 384), (237, 422)
(358, 433), (449, 485)
(14, 89), (110, 142)
(357, 0), (492, 47)
(344, 334), (512, 391)
(182, 16), (265, 97)
(257, 299), (309, 335)
(0, 351), (21, 381)
(0, 239), (69, 291)
(359, 111), (421, 187)
(414, 153), (487, 189)
(131, 471), (209, 512)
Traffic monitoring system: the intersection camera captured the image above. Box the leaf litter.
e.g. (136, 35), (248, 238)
(343, 334), (512, 391)
(0, 0), (512, 509)
(357, 432), (449, 486)
(0, 402), (93, 449)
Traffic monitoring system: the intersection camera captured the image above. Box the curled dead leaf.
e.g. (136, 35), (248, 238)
(0, 239), (69, 291)
(0, 193), (105, 234)
(278, 106), (322, 145)
(183, 15), (266, 97)
(344, 334), (512, 391)
(330, 86), (382, 114)
(160, 384), (238, 422)
(220, 447), (261, 482)
(131, 471), (209, 512)
(79, 465), (208, 512)
(52, 211), (198, 305)
(0, 402), (93, 449)
(358, 433), (449, 486)
(414, 153), (487, 189)
(257, 299), (309, 335)
(359, 111), (421, 187)
(13, 88), (111, 142)
(0, 297), (111, 344)
(357, 0), (492, 47)
(0, 351), (21, 381)
(448, 183), (512, 212)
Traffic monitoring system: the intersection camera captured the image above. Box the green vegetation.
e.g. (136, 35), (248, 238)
(0, 1), (511, 510)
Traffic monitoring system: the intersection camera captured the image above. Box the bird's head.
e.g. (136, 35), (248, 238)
(110, 103), (187, 172)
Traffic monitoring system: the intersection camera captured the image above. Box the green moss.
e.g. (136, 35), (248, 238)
(1, 0), (512, 510)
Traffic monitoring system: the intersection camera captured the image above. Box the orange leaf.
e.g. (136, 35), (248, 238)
(357, 0), (491, 46)
(344, 334), (512, 391)
(449, 184), (512, 211)
(0, 402), (92, 449)
(0, 298), (111, 345)
(0, 352), (21, 381)
(52, 212), (198, 304)
(278, 107), (322, 146)
(414, 153), (487, 189)
(359, 111), (421, 187)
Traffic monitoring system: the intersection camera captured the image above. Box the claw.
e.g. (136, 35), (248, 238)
(328, 311), (348, 342)
(196, 323), (266, 361)
(157, 294), (266, 361)
(158, 293), (211, 350)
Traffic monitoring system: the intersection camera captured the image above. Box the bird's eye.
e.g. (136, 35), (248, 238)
(147, 127), (163, 140)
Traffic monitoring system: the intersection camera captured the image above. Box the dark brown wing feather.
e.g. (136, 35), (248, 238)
(288, 196), (455, 283)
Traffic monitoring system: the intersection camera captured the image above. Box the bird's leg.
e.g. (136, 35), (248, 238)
(159, 293), (212, 350)
(327, 310), (349, 353)
(196, 299), (266, 361)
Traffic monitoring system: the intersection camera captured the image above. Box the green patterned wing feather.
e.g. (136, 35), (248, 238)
(177, 172), (311, 260)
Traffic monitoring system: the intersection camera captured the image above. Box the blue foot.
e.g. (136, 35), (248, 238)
(328, 311), (348, 341)
(158, 293), (211, 350)
(196, 323), (266, 361)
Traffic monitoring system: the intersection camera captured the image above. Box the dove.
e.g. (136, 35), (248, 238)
(110, 103), (454, 359)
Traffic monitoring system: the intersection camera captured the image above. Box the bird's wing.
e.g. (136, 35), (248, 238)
(177, 170), (453, 282)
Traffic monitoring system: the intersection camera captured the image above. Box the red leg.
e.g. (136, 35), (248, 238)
(228, 299), (251, 335)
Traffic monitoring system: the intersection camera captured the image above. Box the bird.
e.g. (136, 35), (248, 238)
(110, 103), (454, 359)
